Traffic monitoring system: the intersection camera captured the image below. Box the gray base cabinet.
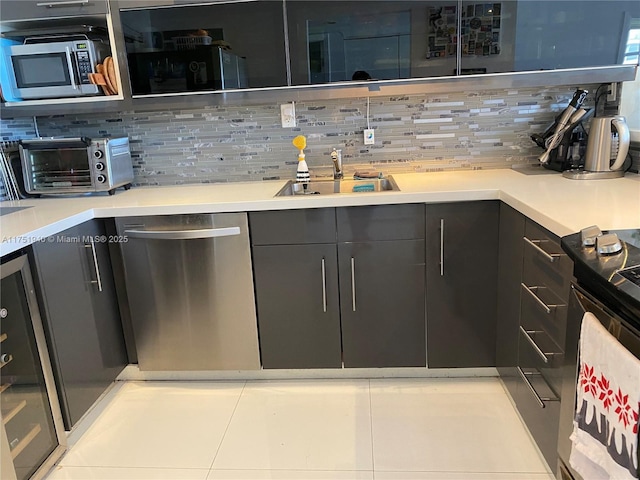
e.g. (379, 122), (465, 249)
(496, 204), (526, 375)
(339, 240), (426, 368)
(250, 205), (426, 369)
(31, 219), (127, 430)
(496, 210), (574, 470)
(425, 201), (499, 368)
(252, 244), (342, 369)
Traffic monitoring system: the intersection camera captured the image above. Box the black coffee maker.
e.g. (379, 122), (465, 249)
(531, 88), (592, 172)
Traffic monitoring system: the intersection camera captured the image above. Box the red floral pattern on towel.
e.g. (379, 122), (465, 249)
(579, 362), (640, 434)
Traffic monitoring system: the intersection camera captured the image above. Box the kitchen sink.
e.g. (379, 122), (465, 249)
(275, 176), (399, 196)
(0, 206), (32, 216)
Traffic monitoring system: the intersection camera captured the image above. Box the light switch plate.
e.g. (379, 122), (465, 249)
(280, 103), (296, 128)
(364, 128), (375, 145)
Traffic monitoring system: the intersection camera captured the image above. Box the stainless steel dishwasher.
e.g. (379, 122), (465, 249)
(115, 213), (260, 371)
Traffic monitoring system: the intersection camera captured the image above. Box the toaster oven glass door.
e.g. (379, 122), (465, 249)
(25, 149), (93, 191)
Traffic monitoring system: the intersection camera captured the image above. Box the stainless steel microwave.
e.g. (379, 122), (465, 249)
(5, 38), (110, 100)
(19, 137), (134, 195)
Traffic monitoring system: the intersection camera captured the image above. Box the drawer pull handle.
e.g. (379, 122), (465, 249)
(321, 258), (327, 313)
(520, 283), (559, 314)
(37, 0), (89, 7)
(523, 236), (563, 263)
(517, 367), (559, 408)
(519, 326), (550, 363)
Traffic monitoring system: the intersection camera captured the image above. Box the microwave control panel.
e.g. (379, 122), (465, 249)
(76, 49), (92, 85)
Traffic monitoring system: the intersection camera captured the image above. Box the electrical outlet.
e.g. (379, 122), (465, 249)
(280, 102), (296, 128)
(607, 83), (617, 103)
(364, 128), (375, 145)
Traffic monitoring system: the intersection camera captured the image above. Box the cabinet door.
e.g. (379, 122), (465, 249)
(0, 0), (107, 22)
(496, 203), (525, 380)
(253, 244), (342, 369)
(31, 219), (126, 429)
(338, 240), (426, 368)
(425, 201), (499, 368)
(119, 1), (288, 94)
(286, 1), (457, 84)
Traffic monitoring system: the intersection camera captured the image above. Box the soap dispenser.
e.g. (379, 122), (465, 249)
(292, 135), (310, 187)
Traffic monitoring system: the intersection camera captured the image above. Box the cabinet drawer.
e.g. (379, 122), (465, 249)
(249, 208), (336, 245)
(0, 0), (108, 21)
(337, 204), (425, 242)
(518, 327), (564, 396)
(523, 221), (573, 301)
(520, 283), (568, 349)
(513, 367), (561, 469)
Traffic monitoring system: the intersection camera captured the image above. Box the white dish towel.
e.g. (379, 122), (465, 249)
(570, 312), (640, 479)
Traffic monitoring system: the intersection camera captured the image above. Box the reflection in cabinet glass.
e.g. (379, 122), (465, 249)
(460, 0), (640, 74)
(287, 1), (457, 84)
(120, 1), (288, 94)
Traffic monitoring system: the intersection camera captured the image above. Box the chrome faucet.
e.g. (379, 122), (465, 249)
(331, 148), (343, 179)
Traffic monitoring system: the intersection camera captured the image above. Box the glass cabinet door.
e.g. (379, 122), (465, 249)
(460, 0), (640, 74)
(1, 255), (65, 480)
(120, 0), (288, 95)
(286, 1), (457, 85)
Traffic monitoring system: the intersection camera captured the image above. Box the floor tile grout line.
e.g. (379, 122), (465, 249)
(207, 380), (247, 471)
(369, 378), (376, 479)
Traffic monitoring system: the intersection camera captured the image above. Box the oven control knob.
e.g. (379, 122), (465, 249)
(95, 162), (105, 171)
(596, 233), (622, 255)
(96, 174), (106, 183)
(94, 150), (103, 159)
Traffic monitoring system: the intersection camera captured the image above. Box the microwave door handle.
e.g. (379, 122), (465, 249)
(66, 46), (79, 90)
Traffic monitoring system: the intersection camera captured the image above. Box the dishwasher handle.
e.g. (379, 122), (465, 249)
(124, 226), (241, 240)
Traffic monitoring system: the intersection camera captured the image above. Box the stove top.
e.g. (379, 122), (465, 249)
(562, 227), (640, 327)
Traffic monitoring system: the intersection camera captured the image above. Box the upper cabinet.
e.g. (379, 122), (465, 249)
(119, 0), (288, 95)
(286, 1), (456, 85)
(0, 0), (637, 113)
(459, 0), (640, 74)
(0, 0), (108, 22)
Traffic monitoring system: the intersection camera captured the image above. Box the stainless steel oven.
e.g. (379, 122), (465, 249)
(559, 228), (640, 479)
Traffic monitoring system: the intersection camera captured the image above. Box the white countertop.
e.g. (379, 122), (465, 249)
(1, 169), (639, 257)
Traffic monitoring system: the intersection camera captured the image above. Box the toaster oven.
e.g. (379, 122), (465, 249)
(19, 137), (134, 195)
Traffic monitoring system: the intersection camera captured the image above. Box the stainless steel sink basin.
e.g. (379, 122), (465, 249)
(275, 176), (399, 196)
(0, 206), (32, 216)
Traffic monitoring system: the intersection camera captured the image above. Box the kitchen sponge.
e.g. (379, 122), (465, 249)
(352, 183), (375, 192)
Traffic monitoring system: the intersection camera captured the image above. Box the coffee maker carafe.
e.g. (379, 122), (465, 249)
(563, 116), (630, 179)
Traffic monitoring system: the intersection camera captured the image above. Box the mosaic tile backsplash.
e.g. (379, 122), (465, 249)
(0, 84), (613, 189)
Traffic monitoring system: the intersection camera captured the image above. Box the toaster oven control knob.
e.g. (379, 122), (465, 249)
(95, 162), (105, 171)
(96, 174), (106, 183)
(94, 150), (104, 159)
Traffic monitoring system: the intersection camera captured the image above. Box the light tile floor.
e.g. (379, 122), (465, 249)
(45, 377), (556, 480)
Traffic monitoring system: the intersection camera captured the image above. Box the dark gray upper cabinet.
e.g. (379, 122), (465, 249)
(31, 219), (127, 430)
(0, 0), (108, 22)
(459, 0), (639, 74)
(286, 1), (456, 85)
(425, 201), (499, 368)
(119, 0), (288, 95)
